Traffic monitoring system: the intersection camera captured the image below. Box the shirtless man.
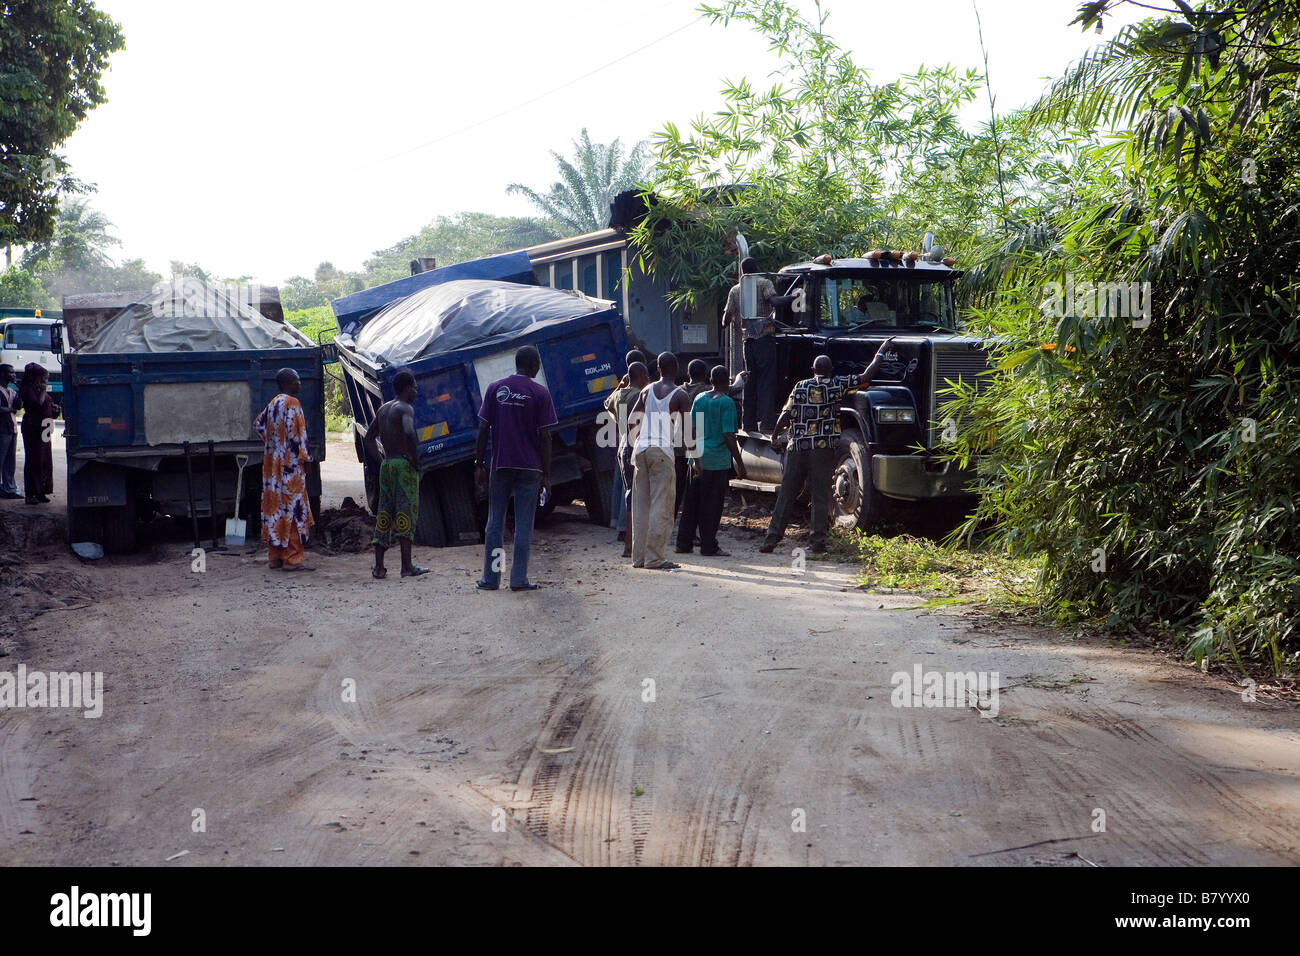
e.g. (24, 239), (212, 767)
(364, 370), (428, 578)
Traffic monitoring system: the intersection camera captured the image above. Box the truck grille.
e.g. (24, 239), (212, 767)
(929, 340), (992, 448)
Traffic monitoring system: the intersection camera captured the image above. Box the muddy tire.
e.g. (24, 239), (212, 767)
(363, 455), (379, 516)
(67, 501), (104, 545)
(414, 472), (448, 547)
(581, 466), (615, 527)
(438, 467), (481, 546)
(101, 494), (138, 554)
(832, 428), (885, 533)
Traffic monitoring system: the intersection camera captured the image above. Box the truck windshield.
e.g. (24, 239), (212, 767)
(820, 276), (956, 330)
(3, 324), (53, 350)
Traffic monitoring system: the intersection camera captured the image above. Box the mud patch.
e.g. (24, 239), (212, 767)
(0, 507), (65, 557)
(316, 497), (374, 553)
(0, 561), (99, 654)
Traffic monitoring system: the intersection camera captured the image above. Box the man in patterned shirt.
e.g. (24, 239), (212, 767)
(760, 340), (896, 554)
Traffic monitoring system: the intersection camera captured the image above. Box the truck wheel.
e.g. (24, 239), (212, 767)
(832, 428), (885, 533)
(438, 467), (482, 546)
(101, 495), (138, 554)
(363, 456), (379, 515)
(581, 466), (615, 527)
(67, 502), (104, 545)
(414, 472), (448, 548)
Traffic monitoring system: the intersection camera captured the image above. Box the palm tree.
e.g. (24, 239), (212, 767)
(20, 198), (119, 275)
(508, 129), (651, 234)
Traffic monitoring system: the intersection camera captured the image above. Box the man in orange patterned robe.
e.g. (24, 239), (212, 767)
(255, 368), (315, 571)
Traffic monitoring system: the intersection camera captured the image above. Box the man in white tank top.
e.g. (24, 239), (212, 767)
(627, 352), (692, 568)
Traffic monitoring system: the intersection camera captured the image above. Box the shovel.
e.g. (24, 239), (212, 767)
(225, 453), (250, 546)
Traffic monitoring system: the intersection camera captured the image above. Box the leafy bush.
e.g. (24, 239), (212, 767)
(944, 1), (1300, 672)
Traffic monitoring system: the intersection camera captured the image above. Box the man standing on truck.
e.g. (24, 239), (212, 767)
(366, 371), (429, 579)
(760, 343), (895, 555)
(0, 365), (21, 499)
(255, 368), (316, 571)
(474, 345), (557, 592)
(627, 351), (691, 570)
(723, 257), (781, 432)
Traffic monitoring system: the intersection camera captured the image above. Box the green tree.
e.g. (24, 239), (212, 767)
(19, 198), (161, 299)
(21, 197), (118, 275)
(507, 129), (651, 234)
(0, 267), (56, 309)
(362, 211), (559, 286)
(629, 0), (1023, 309)
(0, 1), (125, 251)
(944, 0), (1300, 671)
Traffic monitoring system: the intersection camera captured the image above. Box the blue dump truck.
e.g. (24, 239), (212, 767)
(60, 281), (326, 553)
(332, 251), (628, 547)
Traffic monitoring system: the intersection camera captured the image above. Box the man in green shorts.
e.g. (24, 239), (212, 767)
(365, 370), (429, 579)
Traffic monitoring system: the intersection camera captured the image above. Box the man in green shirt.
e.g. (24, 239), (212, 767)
(676, 365), (748, 556)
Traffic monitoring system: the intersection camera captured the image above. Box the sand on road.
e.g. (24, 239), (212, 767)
(1, 440), (1297, 866)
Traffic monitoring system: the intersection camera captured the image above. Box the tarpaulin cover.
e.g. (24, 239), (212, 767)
(354, 279), (614, 365)
(331, 250), (537, 336)
(80, 278), (312, 353)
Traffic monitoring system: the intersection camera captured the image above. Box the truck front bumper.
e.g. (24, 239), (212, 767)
(872, 454), (979, 501)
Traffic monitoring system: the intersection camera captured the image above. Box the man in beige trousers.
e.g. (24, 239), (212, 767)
(628, 351), (691, 569)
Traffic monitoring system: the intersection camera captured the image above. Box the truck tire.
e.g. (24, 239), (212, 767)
(363, 457), (379, 515)
(101, 495), (138, 554)
(67, 502), (104, 545)
(438, 467), (481, 546)
(414, 472), (448, 548)
(536, 487), (560, 521)
(832, 428), (886, 534)
(581, 466), (615, 527)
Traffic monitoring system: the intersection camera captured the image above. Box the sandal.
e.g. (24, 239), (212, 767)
(282, 563), (316, 572)
(372, 566), (387, 579)
(509, 583), (539, 591)
(401, 566), (430, 577)
(651, 561), (681, 570)
(474, 580), (498, 591)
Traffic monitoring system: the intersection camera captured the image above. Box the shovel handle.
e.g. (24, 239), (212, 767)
(234, 454), (250, 520)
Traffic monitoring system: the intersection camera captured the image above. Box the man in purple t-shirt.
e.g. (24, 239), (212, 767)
(474, 345), (558, 592)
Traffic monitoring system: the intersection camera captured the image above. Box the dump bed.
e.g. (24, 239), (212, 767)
(336, 308), (624, 471)
(62, 348), (326, 462)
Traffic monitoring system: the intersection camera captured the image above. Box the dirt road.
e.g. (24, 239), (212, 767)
(1, 441), (1297, 866)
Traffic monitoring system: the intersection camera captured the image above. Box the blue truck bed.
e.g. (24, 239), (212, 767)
(332, 256), (627, 547)
(62, 347), (326, 552)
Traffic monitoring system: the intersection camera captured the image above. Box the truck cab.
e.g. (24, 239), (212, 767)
(0, 313), (65, 394)
(735, 251), (991, 532)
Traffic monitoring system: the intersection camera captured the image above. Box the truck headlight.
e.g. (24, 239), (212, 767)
(875, 406), (916, 424)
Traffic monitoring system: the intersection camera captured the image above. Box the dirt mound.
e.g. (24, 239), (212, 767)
(0, 507), (66, 556)
(316, 497), (374, 553)
(0, 560), (98, 653)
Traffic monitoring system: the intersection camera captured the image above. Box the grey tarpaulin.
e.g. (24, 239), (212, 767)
(354, 279), (614, 365)
(79, 278), (312, 353)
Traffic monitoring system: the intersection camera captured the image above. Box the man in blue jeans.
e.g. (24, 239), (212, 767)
(474, 345), (558, 592)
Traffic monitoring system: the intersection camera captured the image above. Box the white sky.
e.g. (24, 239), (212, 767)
(58, 0), (1149, 285)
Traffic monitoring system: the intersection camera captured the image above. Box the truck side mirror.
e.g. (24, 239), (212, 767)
(51, 324), (65, 356)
